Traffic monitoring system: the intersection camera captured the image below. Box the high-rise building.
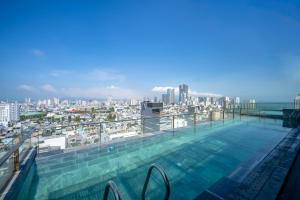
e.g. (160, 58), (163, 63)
(198, 97), (205, 104)
(167, 88), (175, 104)
(211, 97), (217, 105)
(47, 99), (52, 107)
(248, 99), (256, 109)
(9, 102), (20, 121)
(53, 97), (60, 106)
(25, 98), (31, 104)
(179, 84), (188, 103)
(220, 96), (230, 109)
(0, 103), (10, 126)
(0, 102), (20, 126)
(106, 96), (112, 106)
(130, 99), (137, 106)
(162, 94), (170, 105)
(141, 101), (163, 133)
(205, 97), (211, 106)
(234, 97), (240, 105)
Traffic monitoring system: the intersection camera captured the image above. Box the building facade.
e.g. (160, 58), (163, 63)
(162, 94), (170, 105)
(0, 102), (20, 126)
(141, 101), (163, 133)
(167, 88), (175, 104)
(179, 84), (189, 103)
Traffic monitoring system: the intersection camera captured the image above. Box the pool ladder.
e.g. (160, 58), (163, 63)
(103, 163), (170, 200)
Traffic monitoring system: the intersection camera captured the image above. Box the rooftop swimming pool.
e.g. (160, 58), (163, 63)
(19, 117), (291, 200)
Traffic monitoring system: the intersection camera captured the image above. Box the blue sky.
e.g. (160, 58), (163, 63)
(1, 0), (300, 101)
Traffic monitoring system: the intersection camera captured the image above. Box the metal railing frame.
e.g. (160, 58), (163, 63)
(103, 180), (121, 200)
(142, 163), (170, 200)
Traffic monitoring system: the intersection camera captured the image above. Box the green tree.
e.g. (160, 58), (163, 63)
(108, 107), (114, 113)
(68, 116), (72, 123)
(106, 113), (116, 122)
(75, 116), (81, 123)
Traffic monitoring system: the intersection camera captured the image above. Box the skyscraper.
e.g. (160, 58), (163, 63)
(167, 88), (175, 104)
(234, 97), (240, 105)
(53, 97), (60, 106)
(162, 94), (170, 105)
(179, 84), (188, 103)
(220, 96), (230, 109)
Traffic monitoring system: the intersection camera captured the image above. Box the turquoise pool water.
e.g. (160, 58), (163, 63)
(21, 118), (290, 200)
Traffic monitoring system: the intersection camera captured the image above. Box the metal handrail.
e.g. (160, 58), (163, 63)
(142, 163), (170, 200)
(0, 132), (32, 166)
(103, 180), (121, 200)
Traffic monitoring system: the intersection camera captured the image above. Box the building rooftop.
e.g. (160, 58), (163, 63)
(0, 104), (300, 200)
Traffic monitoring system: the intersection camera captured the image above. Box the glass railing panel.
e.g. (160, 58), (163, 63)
(199, 112), (211, 122)
(159, 115), (173, 131)
(143, 117), (161, 134)
(229, 102), (295, 111)
(211, 110), (225, 121)
(174, 114), (191, 129)
(255, 102), (294, 110)
(30, 132), (39, 148)
(102, 119), (142, 144)
(0, 138), (13, 160)
(62, 123), (100, 148)
(19, 137), (32, 163)
(0, 153), (14, 190)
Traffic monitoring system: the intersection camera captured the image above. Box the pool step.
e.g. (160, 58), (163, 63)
(103, 163), (171, 200)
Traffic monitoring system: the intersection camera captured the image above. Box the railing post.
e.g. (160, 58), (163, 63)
(223, 110), (225, 120)
(99, 122), (102, 146)
(233, 108), (235, 119)
(12, 136), (20, 171)
(37, 133), (39, 155)
(172, 115), (175, 133)
(141, 117), (144, 135)
(239, 107), (242, 120)
(193, 113), (197, 133)
(210, 111), (212, 127)
(13, 150), (20, 171)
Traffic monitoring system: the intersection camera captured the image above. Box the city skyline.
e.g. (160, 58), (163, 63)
(1, 1), (300, 101)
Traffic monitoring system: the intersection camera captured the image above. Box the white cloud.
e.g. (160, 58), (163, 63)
(152, 86), (222, 97)
(40, 84), (57, 93)
(106, 85), (119, 89)
(189, 91), (222, 97)
(152, 86), (178, 93)
(87, 69), (125, 81)
(17, 82), (142, 98)
(61, 86), (141, 99)
(31, 49), (45, 57)
(17, 84), (36, 92)
(50, 70), (72, 77)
